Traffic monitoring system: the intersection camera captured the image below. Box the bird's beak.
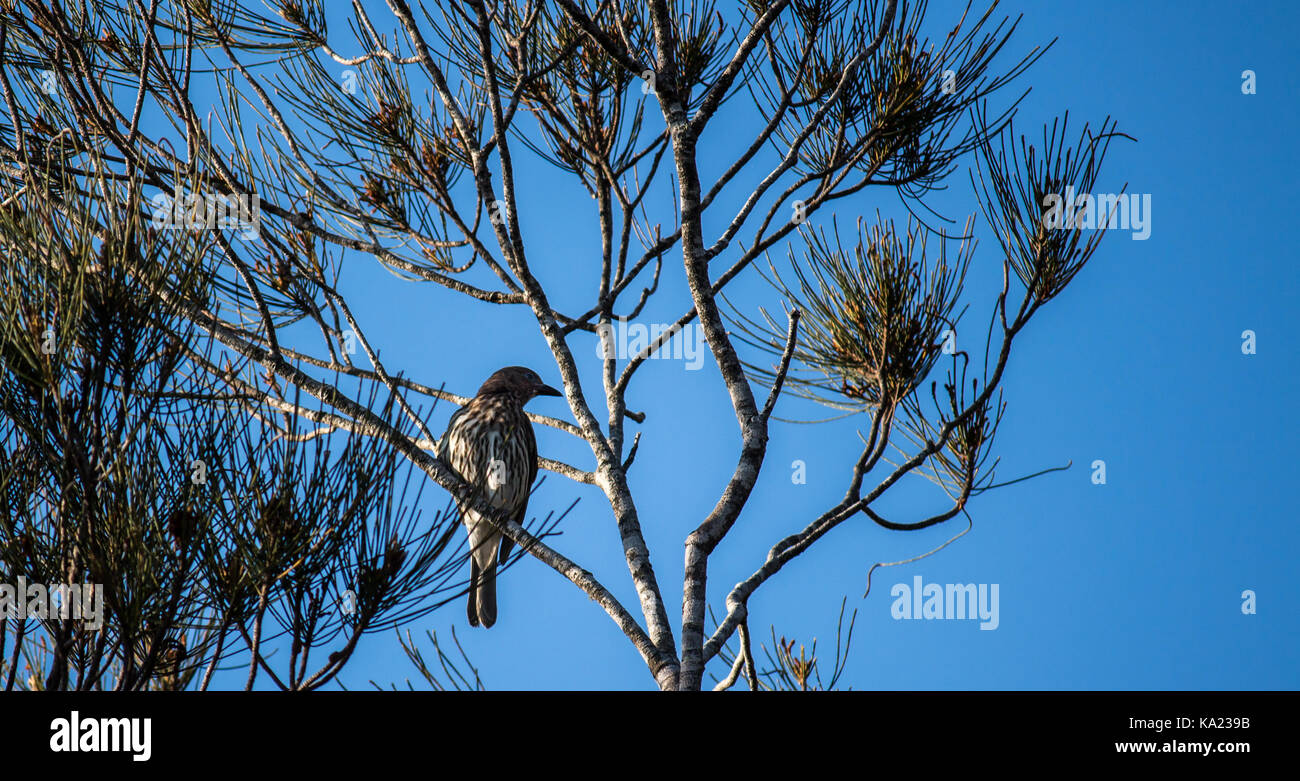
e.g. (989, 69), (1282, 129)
(536, 383), (562, 397)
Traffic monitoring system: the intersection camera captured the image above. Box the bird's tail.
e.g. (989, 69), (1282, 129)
(467, 558), (498, 628)
(466, 515), (500, 628)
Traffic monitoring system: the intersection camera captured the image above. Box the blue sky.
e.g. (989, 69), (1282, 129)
(206, 1), (1299, 690)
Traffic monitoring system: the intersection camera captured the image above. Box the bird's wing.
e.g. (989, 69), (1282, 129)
(437, 405), (467, 466)
(440, 403), (487, 503)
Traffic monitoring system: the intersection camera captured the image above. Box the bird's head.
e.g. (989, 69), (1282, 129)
(476, 366), (562, 404)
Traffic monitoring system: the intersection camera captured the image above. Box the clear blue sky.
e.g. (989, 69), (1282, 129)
(214, 1), (1300, 689)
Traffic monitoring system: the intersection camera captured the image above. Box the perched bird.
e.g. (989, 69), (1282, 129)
(440, 366), (561, 628)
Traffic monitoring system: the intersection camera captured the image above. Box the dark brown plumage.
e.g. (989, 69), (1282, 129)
(440, 366), (560, 628)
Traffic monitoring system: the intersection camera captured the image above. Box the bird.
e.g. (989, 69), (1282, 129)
(439, 366), (561, 628)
